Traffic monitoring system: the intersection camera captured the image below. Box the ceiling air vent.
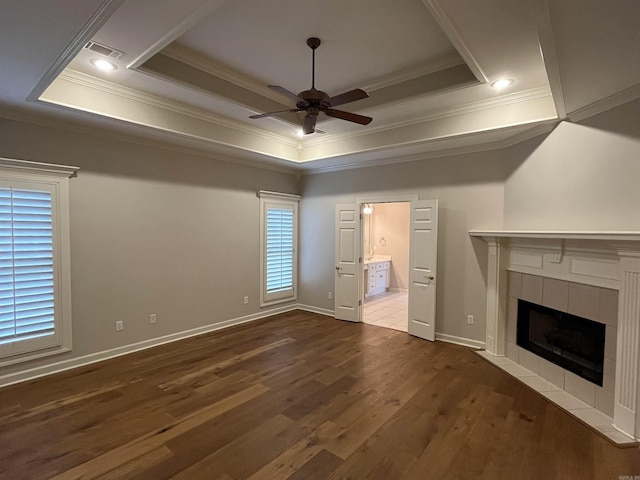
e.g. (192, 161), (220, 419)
(84, 41), (123, 60)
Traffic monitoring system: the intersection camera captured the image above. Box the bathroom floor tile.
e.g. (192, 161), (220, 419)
(363, 291), (408, 332)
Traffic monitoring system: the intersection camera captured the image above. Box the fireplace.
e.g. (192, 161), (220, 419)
(470, 230), (640, 442)
(516, 299), (605, 386)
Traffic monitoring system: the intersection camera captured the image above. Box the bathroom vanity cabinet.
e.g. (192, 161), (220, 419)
(364, 257), (391, 296)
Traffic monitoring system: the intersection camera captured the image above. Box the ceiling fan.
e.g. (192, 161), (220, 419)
(250, 37), (373, 135)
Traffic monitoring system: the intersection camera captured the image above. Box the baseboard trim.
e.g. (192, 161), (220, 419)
(435, 332), (486, 350)
(295, 304), (335, 317)
(0, 303), (484, 388)
(0, 304), (305, 389)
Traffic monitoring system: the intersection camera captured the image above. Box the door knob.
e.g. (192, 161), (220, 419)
(424, 274), (434, 280)
(336, 266), (342, 271)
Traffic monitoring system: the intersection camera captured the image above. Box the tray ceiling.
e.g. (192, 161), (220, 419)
(1, 0), (639, 172)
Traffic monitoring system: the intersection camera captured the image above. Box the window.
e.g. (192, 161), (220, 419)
(259, 191), (300, 306)
(0, 158), (76, 366)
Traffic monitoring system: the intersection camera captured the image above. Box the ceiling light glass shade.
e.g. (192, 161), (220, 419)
(362, 204), (373, 215)
(90, 58), (117, 72)
(490, 78), (514, 90)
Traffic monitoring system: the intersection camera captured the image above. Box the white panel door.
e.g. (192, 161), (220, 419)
(408, 199), (439, 341)
(335, 204), (361, 322)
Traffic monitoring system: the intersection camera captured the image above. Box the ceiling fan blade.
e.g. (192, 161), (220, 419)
(268, 85), (308, 106)
(328, 89), (369, 107)
(303, 114), (318, 134)
(249, 108), (301, 119)
(324, 109), (372, 125)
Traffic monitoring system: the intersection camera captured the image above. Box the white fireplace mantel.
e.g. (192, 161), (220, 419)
(470, 230), (640, 442)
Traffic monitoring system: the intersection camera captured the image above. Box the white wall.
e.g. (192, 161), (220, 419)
(299, 151), (506, 343)
(0, 119), (299, 378)
(504, 99), (640, 229)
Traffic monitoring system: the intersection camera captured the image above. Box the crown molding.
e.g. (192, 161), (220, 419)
(0, 107), (302, 176)
(302, 121), (557, 175)
(421, 0), (489, 83)
(57, 70), (298, 148)
(529, 0), (567, 119)
(162, 43), (466, 104)
(26, 0), (125, 104)
(568, 83), (640, 123)
(361, 55), (465, 92)
(159, 44), (294, 106)
(302, 86), (553, 148)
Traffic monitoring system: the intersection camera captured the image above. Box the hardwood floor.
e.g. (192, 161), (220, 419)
(0, 310), (639, 479)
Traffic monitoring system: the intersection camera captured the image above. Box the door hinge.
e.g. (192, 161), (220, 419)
(359, 257), (362, 264)
(358, 299), (362, 306)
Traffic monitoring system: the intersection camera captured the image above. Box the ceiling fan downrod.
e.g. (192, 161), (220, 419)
(307, 37), (321, 90)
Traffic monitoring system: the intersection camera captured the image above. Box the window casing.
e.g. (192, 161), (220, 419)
(259, 191), (300, 306)
(0, 158), (76, 366)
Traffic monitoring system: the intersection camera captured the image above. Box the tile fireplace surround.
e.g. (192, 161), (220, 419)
(470, 231), (640, 445)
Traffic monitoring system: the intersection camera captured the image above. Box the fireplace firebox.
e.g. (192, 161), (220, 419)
(517, 300), (605, 386)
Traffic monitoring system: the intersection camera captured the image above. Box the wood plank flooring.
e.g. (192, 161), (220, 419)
(0, 310), (639, 479)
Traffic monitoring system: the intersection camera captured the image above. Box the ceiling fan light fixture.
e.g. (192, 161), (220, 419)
(90, 58), (117, 72)
(490, 78), (514, 90)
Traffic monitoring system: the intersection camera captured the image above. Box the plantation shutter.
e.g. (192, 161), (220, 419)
(266, 207), (294, 293)
(259, 191), (299, 306)
(0, 187), (55, 347)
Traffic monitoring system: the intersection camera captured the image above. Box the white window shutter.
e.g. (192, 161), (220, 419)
(266, 207), (294, 293)
(258, 191), (299, 306)
(0, 188), (55, 346)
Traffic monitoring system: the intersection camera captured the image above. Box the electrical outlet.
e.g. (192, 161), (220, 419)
(328, 292), (332, 299)
(243, 296), (249, 305)
(149, 314), (156, 324)
(467, 315), (474, 325)
(116, 321), (123, 331)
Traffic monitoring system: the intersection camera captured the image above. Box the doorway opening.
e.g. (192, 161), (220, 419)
(361, 202), (411, 332)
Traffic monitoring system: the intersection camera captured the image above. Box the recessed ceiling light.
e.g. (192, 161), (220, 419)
(90, 58), (117, 72)
(490, 78), (514, 90)
(296, 129), (304, 137)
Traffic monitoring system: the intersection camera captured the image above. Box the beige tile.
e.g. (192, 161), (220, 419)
(539, 357), (565, 389)
(565, 371), (596, 406)
(508, 271), (522, 298)
(363, 290), (408, 332)
(518, 348), (540, 375)
(501, 362), (536, 378)
(605, 325), (617, 361)
(595, 387), (615, 417)
(477, 352), (514, 366)
(519, 375), (560, 393)
(542, 390), (591, 410)
(603, 357), (616, 393)
(542, 277), (569, 312)
(598, 288), (619, 327)
(570, 407), (612, 428)
(568, 282), (600, 322)
(521, 274), (543, 304)
(593, 422), (635, 444)
(507, 297), (517, 343)
(506, 341), (519, 362)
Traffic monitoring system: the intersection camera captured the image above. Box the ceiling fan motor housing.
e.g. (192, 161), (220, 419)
(297, 88), (331, 109)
